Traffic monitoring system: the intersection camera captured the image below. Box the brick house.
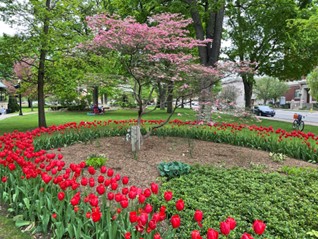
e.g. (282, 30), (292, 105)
(285, 80), (316, 110)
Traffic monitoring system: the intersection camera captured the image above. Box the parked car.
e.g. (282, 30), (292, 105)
(253, 105), (275, 117)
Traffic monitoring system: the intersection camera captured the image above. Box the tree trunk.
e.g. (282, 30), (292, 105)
(187, 0), (225, 120)
(104, 94), (108, 104)
(38, 49), (47, 127)
(157, 82), (166, 110)
(93, 86), (99, 106)
(242, 74), (254, 109)
(207, 2), (225, 66)
(28, 98), (34, 111)
(198, 78), (213, 122)
(166, 81), (174, 114)
(37, 0), (51, 128)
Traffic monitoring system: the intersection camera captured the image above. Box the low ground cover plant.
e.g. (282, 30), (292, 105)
(151, 165), (318, 238)
(1, 119), (318, 238)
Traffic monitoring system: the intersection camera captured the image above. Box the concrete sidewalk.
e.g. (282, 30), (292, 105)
(0, 111), (38, 120)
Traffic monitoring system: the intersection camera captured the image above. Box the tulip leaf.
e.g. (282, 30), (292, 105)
(23, 198), (30, 210)
(15, 220), (31, 228)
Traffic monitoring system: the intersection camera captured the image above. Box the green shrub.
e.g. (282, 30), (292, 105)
(85, 154), (108, 168)
(157, 161), (191, 179)
(7, 95), (19, 113)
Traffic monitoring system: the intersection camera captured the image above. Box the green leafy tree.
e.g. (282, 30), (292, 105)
(280, 3), (318, 80)
(270, 79), (289, 103)
(225, 0), (301, 109)
(254, 77), (289, 105)
(1, 0), (89, 127)
(307, 67), (318, 100)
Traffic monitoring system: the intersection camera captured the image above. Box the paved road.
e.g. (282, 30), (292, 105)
(271, 109), (318, 126)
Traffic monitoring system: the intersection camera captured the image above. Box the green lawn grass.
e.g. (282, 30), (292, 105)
(1, 108), (317, 135)
(0, 213), (33, 239)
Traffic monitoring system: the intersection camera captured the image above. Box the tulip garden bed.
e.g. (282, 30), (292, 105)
(1, 120), (318, 239)
(50, 136), (317, 190)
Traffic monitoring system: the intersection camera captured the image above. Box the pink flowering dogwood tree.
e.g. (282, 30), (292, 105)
(85, 13), (221, 150)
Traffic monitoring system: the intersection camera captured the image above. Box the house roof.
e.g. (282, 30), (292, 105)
(0, 82), (6, 88)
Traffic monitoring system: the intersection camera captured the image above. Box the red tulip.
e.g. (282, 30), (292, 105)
(115, 193), (122, 202)
(111, 182), (118, 190)
(52, 213), (57, 219)
(97, 175), (104, 183)
(1, 176), (7, 183)
(144, 188), (151, 197)
(148, 219), (157, 230)
(122, 187), (129, 195)
(128, 190), (137, 199)
(107, 168), (114, 177)
(129, 211), (138, 223)
(91, 209), (102, 222)
(153, 233), (162, 239)
(122, 176), (129, 184)
(57, 192), (65, 201)
(120, 199), (129, 208)
(253, 220), (266, 235)
(104, 179), (111, 186)
(226, 217), (236, 230)
(74, 206), (79, 213)
(81, 177), (88, 186)
(220, 221), (231, 236)
(96, 184), (105, 195)
(175, 199), (184, 211)
(139, 212), (149, 225)
(164, 191), (173, 201)
(241, 232), (254, 239)
(207, 228), (219, 239)
(150, 182), (159, 194)
(194, 210), (203, 227)
(107, 192), (114, 200)
(115, 174), (121, 181)
(8, 163), (16, 171)
(170, 214), (181, 228)
(124, 232), (131, 239)
(88, 166), (96, 175)
(191, 230), (202, 239)
(100, 165), (107, 173)
(144, 203), (153, 213)
(46, 153), (55, 159)
(138, 194), (146, 204)
(41, 173), (52, 184)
